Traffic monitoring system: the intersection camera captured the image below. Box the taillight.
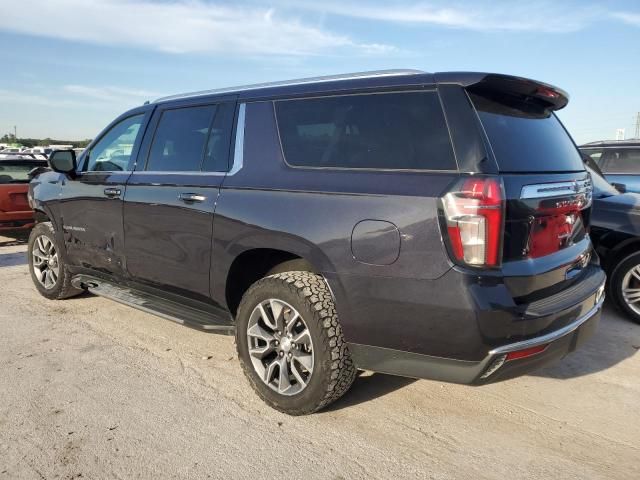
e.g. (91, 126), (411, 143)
(442, 177), (504, 267)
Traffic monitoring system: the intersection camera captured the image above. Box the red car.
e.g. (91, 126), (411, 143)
(0, 158), (48, 232)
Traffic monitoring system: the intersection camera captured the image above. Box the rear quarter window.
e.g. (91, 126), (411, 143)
(470, 93), (584, 173)
(274, 91), (456, 170)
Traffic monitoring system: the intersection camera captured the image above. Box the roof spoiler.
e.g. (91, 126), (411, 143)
(435, 72), (569, 111)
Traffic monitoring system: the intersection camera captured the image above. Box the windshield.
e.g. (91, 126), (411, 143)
(0, 162), (40, 183)
(470, 92), (585, 172)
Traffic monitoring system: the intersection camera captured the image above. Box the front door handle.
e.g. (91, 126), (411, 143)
(104, 187), (121, 198)
(178, 193), (206, 203)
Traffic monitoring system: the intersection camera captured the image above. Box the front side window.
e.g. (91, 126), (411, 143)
(84, 114), (144, 172)
(274, 91), (456, 170)
(146, 105), (216, 172)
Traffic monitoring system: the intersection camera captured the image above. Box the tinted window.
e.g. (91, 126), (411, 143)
(201, 103), (234, 172)
(600, 148), (640, 174)
(275, 92), (456, 170)
(471, 93), (584, 172)
(147, 105), (216, 172)
(85, 114), (144, 172)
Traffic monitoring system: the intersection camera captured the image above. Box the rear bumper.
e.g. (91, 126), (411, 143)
(348, 282), (605, 384)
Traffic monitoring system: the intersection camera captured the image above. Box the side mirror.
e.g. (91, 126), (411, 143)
(49, 150), (77, 177)
(611, 182), (627, 193)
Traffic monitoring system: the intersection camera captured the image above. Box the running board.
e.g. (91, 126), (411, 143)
(71, 275), (235, 335)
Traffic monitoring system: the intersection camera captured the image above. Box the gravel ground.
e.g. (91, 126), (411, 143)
(0, 233), (639, 480)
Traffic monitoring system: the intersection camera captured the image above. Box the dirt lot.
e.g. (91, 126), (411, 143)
(0, 233), (638, 480)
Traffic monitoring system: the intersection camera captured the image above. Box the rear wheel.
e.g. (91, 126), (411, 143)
(610, 251), (640, 324)
(28, 222), (84, 300)
(235, 271), (356, 415)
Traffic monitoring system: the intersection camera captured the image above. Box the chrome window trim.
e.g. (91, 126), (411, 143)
(80, 170), (133, 175)
(520, 178), (592, 199)
(229, 103), (245, 176)
(580, 146), (640, 150)
(130, 171), (226, 176)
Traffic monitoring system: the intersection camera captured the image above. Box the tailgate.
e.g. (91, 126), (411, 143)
(0, 184), (31, 212)
(468, 87), (594, 301)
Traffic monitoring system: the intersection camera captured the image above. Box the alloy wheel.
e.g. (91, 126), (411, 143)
(246, 299), (314, 396)
(621, 264), (640, 315)
(31, 235), (59, 289)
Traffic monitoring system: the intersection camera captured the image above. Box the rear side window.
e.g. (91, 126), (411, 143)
(275, 91), (456, 170)
(600, 148), (640, 174)
(147, 105), (216, 172)
(470, 93), (584, 172)
(201, 103), (235, 172)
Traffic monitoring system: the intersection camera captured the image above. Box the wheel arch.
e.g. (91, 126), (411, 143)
(605, 236), (640, 274)
(224, 247), (321, 317)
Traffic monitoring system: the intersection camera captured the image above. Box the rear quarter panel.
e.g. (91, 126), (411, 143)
(213, 100), (462, 354)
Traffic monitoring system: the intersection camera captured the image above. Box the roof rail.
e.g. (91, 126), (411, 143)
(153, 69), (426, 103)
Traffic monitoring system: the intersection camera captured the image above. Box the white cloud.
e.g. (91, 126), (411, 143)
(286, 1), (605, 33)
(63, 85), (161, 103)
(0, 89), (86, 109)
(0, 0), (394, 56)
(611, 12), (640, 27)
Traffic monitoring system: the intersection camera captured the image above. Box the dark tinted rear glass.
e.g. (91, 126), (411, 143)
(470, 93), (584, 172)
(275, 91), (456, 170)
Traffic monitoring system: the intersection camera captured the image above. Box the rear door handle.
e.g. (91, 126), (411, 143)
(178, 192), (206, 203)
(104, 187), (121, 198)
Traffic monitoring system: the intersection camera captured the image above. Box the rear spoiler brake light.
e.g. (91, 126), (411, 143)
(465, 74), (569, 111)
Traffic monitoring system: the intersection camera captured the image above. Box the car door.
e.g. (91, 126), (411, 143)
(123, 97), (236, 300)
(57, 108), (150, 276)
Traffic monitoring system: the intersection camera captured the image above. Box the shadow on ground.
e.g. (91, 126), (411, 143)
(0, 251), (27, 267)
(532, 303), (640, 380)
(325, 371), (416, 412)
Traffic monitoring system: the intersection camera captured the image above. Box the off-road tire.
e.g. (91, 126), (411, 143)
(28, 222), (84, 300)
(609, 251), (640, 324)
(236, 271), (357, 415)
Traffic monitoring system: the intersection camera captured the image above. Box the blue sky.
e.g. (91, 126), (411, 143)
(1, 0), (639, 144)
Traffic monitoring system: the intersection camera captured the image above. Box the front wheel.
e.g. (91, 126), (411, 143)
(235, 271), (356, 415)
(609, 251), (640, 324)
(28, 222), (84, 300)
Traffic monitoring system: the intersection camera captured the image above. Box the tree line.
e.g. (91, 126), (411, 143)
(1, 134), (92, 148)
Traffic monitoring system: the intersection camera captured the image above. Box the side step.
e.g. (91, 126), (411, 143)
(71, 275), (235, 335)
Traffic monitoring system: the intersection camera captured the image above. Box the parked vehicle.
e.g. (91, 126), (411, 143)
(28, 70), (605, 415)
(0, 157), (48, 232)
(22, 147), (53, 157)
(580, 140), (640, 193)
(583, 155), (640, 324)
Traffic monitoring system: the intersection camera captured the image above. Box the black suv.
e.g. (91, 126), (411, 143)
(29, 70), (605, 415)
